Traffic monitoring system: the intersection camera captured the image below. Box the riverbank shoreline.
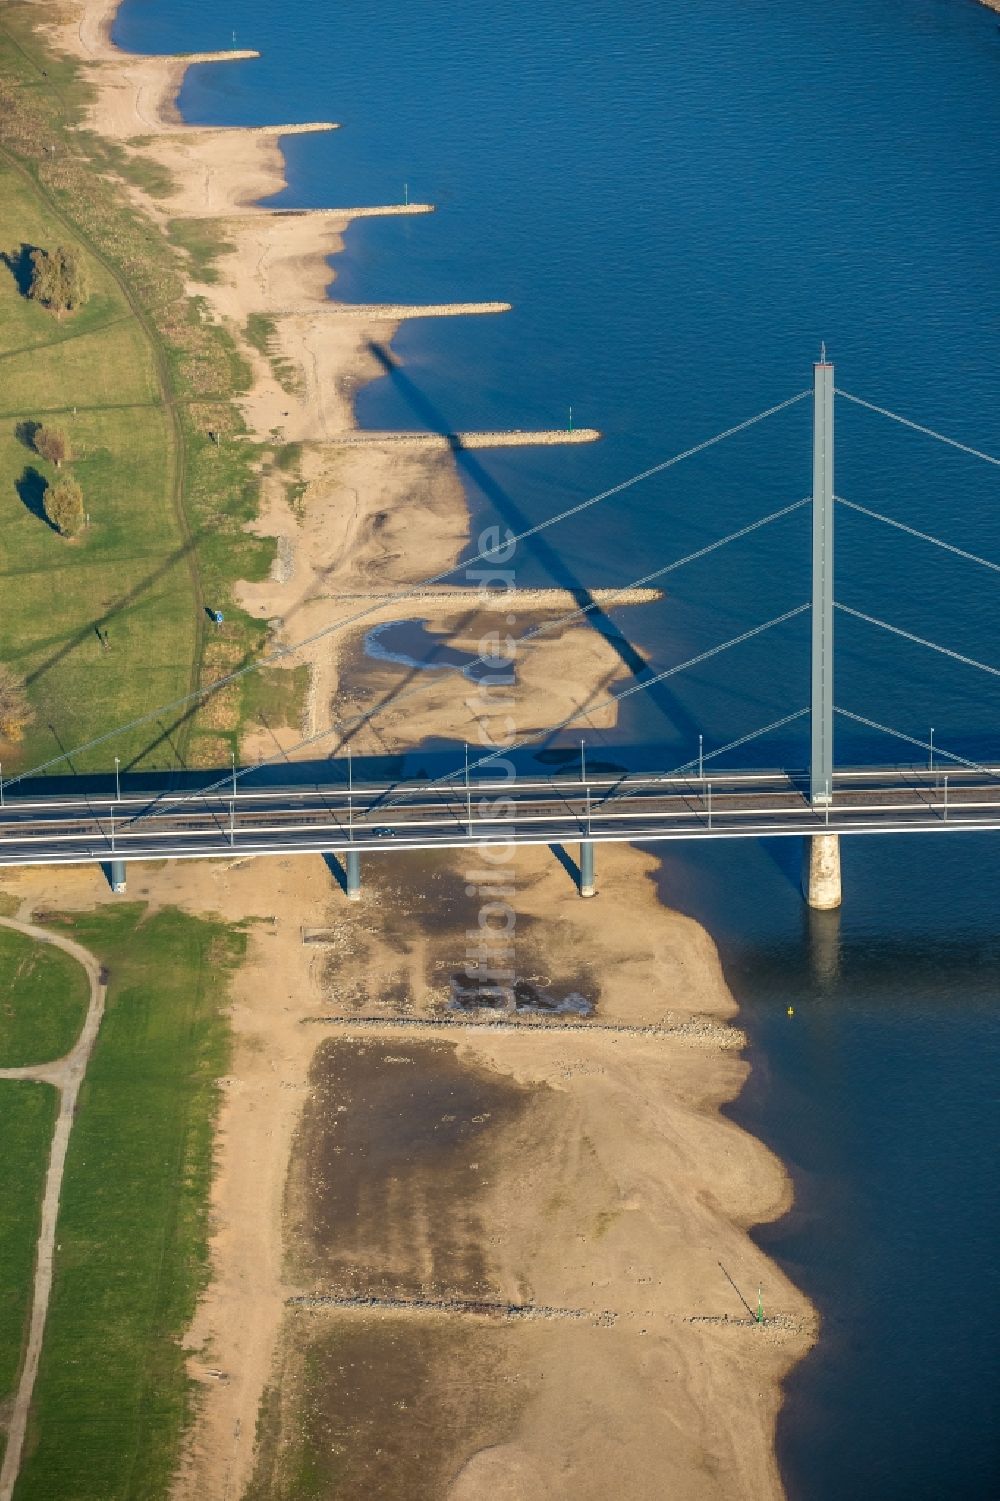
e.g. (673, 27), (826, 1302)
(48, 0), (642, 766)
(25, 3), (818, 1497)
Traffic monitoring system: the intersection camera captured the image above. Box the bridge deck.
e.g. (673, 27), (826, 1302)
(1, 766), (998, 869)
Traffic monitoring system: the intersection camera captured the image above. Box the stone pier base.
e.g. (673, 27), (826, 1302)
(803, 833), (842, 910)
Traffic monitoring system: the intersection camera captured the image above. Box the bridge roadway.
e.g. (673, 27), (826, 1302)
(1, 765), (999, 869)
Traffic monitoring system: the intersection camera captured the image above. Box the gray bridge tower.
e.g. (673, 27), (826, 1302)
(805, 350), (842, 909)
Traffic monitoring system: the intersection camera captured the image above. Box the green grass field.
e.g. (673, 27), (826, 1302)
(0, 1082), (58, 1432)
(0, 926), (90, 1065)
(11, 903), (244, 1501)
(0, 159), (198, 774)
(0, 10), (279, 778)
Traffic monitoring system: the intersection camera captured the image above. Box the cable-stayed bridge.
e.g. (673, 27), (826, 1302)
(1, 357), (997, 908)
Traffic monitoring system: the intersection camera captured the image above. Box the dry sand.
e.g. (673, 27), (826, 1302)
(23, 5), (817, 1497)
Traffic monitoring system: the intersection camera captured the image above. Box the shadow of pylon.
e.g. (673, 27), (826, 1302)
(364, 339), (703, 747)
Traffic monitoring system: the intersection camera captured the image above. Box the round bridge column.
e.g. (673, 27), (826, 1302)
(803, 833), (841, 910)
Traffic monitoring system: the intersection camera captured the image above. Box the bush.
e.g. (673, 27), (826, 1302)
(44, 474), (85, 536)
(0, 664), (32, 742)
(28, 244), (89, 315)
(33, 424), (70, 468)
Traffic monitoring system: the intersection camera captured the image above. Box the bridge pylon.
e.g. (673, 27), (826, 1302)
(810, 350), (835, 805)
(805, 350), (842, 909)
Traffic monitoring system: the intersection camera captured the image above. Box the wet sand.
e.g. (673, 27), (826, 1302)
(286, 1037), (531, 1301)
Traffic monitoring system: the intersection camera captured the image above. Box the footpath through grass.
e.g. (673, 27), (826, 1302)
(11, 903), (244, 1501)
(0, 1080), (59, 1465)
(0, 924), (90, 1065)
(0, 9), (274, 776)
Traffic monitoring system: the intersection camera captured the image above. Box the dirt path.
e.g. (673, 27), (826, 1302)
(0, 916), (107, 1501)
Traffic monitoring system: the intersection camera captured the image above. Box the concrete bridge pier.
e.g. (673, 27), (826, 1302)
(106, 859), (127, 894)
(803, 834), (841, 910)
(345, 849), (362, 901)
(579, 840), (596, 898)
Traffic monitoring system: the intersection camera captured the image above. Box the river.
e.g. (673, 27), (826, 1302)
(115, 1), (1000, 1494)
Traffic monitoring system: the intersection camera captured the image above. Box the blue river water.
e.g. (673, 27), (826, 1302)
(115, 2), (1000, 1495)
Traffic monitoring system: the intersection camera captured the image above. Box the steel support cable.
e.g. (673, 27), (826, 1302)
(413, 499), (810, 790)
(667, 707), (810, 778)
(835, 495), (1000, 574)
(583, 494), (809, 595)
(581, 707), (811, 811)
(833, 706), (1000, 780)
(119, 507), (811, 827)
(406, 499), (811, 794)
(446, 706), (812, 818)
(834, 602), (1000, 680)
(124, 610), (810, 832)
(3, 388), (810, 794)
(835, 389), (1000, 468)
(456, 604), (811, 784)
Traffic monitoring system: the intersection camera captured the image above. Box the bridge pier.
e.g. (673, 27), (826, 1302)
(579, 840), (596, 898)
(803, 834), (841, 910)
(109, 859), (127, 894)
(345, 849), (362, 901)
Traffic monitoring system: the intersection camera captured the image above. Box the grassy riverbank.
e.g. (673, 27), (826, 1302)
(0, 7), (274, 775)
(0, 1080), (59, 1466)
(10, 903), (244, 1501)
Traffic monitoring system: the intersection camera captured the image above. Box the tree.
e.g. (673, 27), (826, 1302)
(28, 245), (89, 316)
(44, 474), (85, 536)
(33, 424), (70, 469)
(0, 664), (32, 742)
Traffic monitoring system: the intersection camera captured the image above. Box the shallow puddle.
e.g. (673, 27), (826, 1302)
(363, 618), (515, 684)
